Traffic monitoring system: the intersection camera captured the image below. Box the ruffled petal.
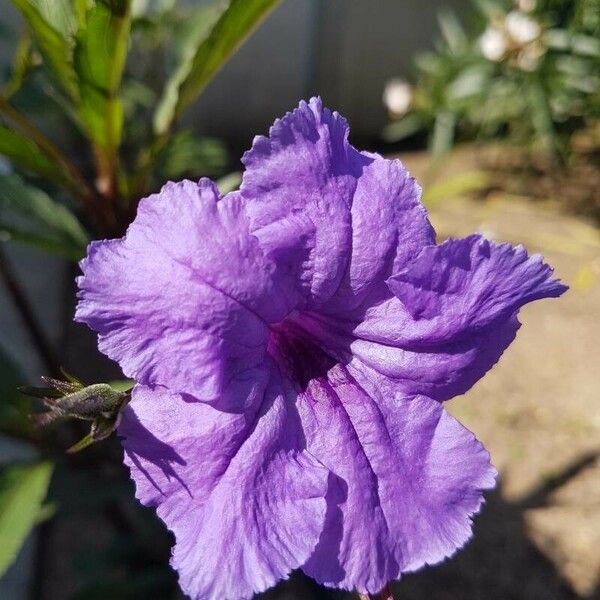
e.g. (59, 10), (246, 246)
(385, 234), (567, 343)
(119, 381), (330, 600)
(240, 97), (433, 311)
(76, 179), (295, 408)
(296, 364), (495, 593)
(298, 234), (566, 401)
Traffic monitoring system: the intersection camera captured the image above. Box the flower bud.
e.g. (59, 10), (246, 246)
(23, 375), (130, 452)
(383, 78), (413, 117)
(480, 27), (507, 61)
(506, 11), (541, 45)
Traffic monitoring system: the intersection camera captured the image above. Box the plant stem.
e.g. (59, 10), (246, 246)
(0, 96), (115, 233)
(0, 246), (61, 377)
(358, 584), (394, 600)
(130, 132), (169, 203)
(0, 97), (86, 195)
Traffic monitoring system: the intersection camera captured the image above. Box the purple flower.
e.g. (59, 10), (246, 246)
(76, 98), (566, 599)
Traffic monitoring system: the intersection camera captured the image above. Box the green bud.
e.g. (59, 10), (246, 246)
(23, 372), (131, 453)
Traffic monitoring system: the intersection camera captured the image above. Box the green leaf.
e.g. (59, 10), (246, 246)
(0, 124), (64, 184)
(448, 65), (491, 101)
(34, 502), (57, 524)
(382, 113), (425, 142)
(0, 173), (89, 261)
(27, 0), (76, 35)
(0, 461), (53, 577)
(437, 9), (467, 55)
(216, 171), (242, 195)
(528, 80), (559, 157)
(154, 0), (280, 134)
(430, 110), (456, 157)
(153, 3), (225, 135)
(66, 433), (96, 454)
(0, 346), (30, 437)
(107, 379), (135, 393)
(571, 33), (600, 57)
(422, 170), (490, 206)
(157, 129), (228, 181)
(2, 32), (34, 100)
(10, 0), (79, 98)
(74, 0), (132, 164)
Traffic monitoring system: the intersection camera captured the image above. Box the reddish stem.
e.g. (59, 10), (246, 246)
(358, 584), (394, 600)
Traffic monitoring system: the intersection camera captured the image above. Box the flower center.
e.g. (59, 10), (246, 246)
(267, 320), (336, 390)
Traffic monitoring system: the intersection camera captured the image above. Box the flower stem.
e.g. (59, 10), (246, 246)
(0, 96), (116, 234)
(358, 584), (394, 600)
(0, 97), (87, 194)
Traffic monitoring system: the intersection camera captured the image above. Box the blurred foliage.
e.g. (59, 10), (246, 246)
(0, 0), (280, 586)
(0, 172), (89, 260)
(384, 0), (600, 162)
(0, 0), (279, 244)
(0, 460), (53, 577)
(0, 346), (31, 439)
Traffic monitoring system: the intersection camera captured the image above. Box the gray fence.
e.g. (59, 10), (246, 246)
(1, 0), (466, 143)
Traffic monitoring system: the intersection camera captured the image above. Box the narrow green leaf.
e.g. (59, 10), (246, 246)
(571, 33), (600, 57)
(0, 173), (89, 261)
(422, 170), (490, 206)
(26, 0), (76, 35)
(60, 368), (85, 388)
(437, 9), (467, 55)
(0, 124), (63, 184)
(74, 0), (132, 156)
(157, 129), (228, 182)
(67, 433), (95, 454)
(0, 461), (54, 577)
(10, 0), (79, 98)
(153, 3), (226, 135)
(382, 113), (424, 142)
(430, 111), (456, 157)
(448, 65), (491, 101)
(107, 379), (135, 393)
(34, 502), (57, 525)
(2, 32), (34, 100)
(216, 172), (242, 195)
(154, 0), (280, 134)
(528, 80), (559, 157)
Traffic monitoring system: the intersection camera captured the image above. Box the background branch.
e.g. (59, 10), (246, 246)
(0, 246), (60, 377)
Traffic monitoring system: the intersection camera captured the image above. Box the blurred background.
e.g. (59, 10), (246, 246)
(0, 1), (598, 599)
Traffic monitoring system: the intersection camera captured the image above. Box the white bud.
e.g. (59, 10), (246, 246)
(506, 11), (541, 45)
(479, 27), (507, 61)
(516, 0), (536, 12)
(383, 78), (413, 116)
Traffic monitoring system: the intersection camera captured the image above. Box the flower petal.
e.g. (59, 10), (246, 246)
(385, 234), (567, 342)
(300, 234), (566, 401)
(297, 364), (495, 593)
(119, 381), (330, 600)
(76, 179), (294, 408)
(240, 97), (433, 311)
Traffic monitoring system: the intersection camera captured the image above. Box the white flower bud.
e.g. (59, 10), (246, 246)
(383, 78), (413, 116)
(506, 11), (541, 45)
(516, 0), (536, 12)
(480, 27), (507, 61)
